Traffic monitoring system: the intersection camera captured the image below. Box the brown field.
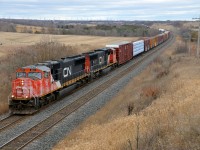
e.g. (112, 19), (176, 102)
(16, 24), (45, 33)
(0, 31), (137, 58)
(54, 36), (200, 150)
(0, 32), (136, 46)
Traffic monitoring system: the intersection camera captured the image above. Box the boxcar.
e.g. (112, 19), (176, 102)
(144, 38), (150, 51)
(106, 41), (133, 65)
(158, 34), (164, 45)
(150, 36), (157, 49)
(132, 40), (144, 56)
(165, 31), (170, 40)
(155, 36), (159, 47)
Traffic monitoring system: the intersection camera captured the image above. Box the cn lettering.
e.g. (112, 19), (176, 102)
(63, 67), (72, 77)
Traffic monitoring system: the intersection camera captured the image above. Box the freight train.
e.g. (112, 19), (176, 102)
(9, 31), (170, 114)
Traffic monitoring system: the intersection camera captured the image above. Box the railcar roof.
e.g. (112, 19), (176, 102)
(133, 40), (144, 43)
(95, 47), (110, 51)
(61, 55), (85, 62)
(44, 60), (60, 64)
(37, 60), (60, 66)
(82, 51), (98, 55)
(106, 41), (130, 48)
(22, 65), (50, 72)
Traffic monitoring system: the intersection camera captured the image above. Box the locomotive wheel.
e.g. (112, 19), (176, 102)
(51, 94), (56, 101)
(21, 100), (30, 104)
(34, 98), (41, 109)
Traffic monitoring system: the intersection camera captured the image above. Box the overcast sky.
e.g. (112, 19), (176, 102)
(0, 0), (200, 20)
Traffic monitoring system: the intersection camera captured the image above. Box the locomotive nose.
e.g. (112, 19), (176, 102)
(13, 78), (32, 99)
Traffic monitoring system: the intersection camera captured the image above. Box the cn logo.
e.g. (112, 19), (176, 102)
(63, 67), (72, 78)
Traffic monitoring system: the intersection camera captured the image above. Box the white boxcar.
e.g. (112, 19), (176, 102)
(133, 40), (144, 56)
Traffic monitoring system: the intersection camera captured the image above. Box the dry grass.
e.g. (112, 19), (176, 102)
(140, 85), (160, 100)
(0, 31), (137, 58)
(0, 103), (9, 114)
(0, 31), (136, 46)
(182, 22), (199, 28)
(16, 24), (45, 33)
(54, 36), (200, 150)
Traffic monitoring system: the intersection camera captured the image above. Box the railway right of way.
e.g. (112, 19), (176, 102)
(0, 34), (175, 150)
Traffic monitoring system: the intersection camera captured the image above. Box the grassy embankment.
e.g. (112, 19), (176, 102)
(54, 36), (200, 150)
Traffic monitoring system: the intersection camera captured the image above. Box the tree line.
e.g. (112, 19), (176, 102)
(0, 19), (160, 37)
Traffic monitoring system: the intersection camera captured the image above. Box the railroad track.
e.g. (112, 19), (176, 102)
(0, 35), (174, 150)
(0, 115), (25, 132)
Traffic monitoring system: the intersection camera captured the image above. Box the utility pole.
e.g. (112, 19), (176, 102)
(193, 16), (200, 58)
(189, 33), (191, 55)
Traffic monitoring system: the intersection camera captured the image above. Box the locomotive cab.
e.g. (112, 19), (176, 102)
(9, 65), (61, 113)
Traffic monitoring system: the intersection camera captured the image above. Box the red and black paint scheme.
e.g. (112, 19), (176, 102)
(9, 31), (170, 114)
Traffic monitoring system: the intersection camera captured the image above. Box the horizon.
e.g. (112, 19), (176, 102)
(0, 18), (197, 22)
(0, 0), (200, 21)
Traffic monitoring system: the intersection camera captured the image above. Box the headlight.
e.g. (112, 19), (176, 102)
(25, 96), (28, 98)
(11, 95), (14, 98)
(21, 80), (24, 86)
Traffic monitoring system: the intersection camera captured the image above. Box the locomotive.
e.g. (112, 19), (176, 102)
(9, 31), (170, 114)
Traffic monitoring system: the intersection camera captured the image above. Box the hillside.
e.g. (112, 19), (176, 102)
(54, 36), (200, 150)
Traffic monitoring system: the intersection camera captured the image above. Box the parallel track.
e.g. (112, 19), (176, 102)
(0, 35), (175, 150)
(0, 115), (24, 132)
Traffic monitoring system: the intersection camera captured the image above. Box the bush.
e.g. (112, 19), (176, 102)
(140, 85), (160, 100)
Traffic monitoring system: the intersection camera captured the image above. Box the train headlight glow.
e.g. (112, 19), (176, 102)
(25, 96), (28, 98)
(11, 95), (14, 98)
(21, 80), (24, 86)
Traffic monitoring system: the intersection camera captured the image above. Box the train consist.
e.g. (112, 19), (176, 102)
(9, 31), (170, 114)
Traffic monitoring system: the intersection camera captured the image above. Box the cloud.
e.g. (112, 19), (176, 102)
(0, 0), (199, 20)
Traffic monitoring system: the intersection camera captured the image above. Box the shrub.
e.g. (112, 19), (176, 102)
(127, 102), (134, 115)
(140, 85), (160, 100)
(156, 69), (169, 78)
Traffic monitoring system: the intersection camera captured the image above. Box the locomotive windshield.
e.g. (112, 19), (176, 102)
(16, 72), (26, 78)
(28, 72), (42, 80)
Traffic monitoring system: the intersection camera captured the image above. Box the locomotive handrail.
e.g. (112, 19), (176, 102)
(7, 93), (12, 105)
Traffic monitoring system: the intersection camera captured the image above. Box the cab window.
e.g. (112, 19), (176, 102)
(28, 72), (42, 80)
(44, 72), (49, 78)
(16, 72), (26, 78)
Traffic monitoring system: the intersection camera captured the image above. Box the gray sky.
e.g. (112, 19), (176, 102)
(0, 0), (200, 20)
